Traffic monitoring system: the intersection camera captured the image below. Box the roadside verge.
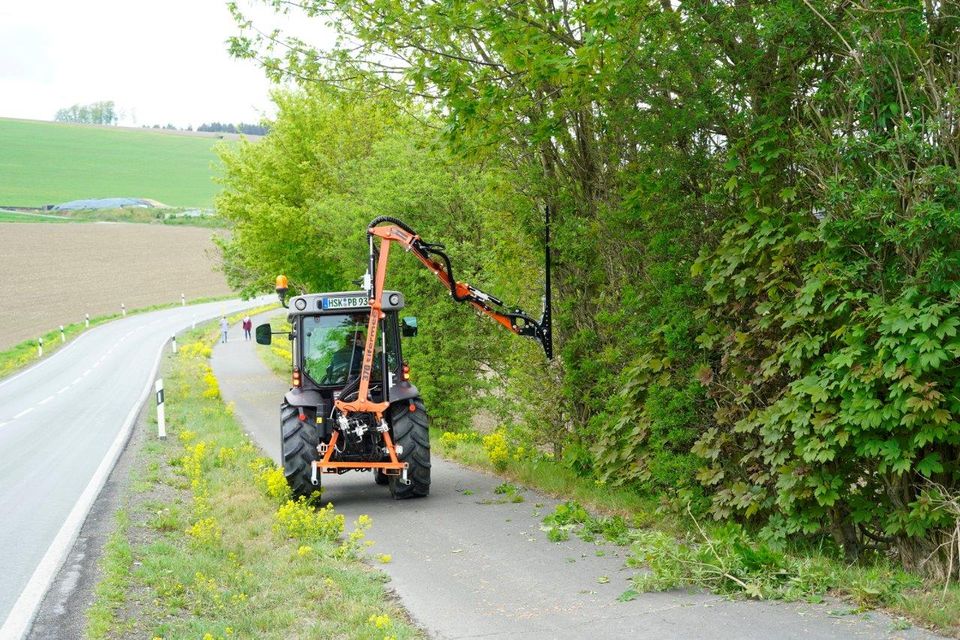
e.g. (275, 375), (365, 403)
(73, 315), (420, 639)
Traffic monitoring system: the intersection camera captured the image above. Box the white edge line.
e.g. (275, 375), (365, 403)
(0, 296), (269, 640)
(0, 340), (166, 640)
(0, 329), (92, 391)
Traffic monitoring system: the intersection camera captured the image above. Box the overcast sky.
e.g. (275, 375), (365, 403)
(0, 1), (332, 128)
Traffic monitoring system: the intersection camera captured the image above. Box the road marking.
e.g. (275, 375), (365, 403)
(57, 388), (68, 395)
(71, 377), (82, 385)
(13, 407), (33, 419)
(0, 329), (92, 391)
(0, 329), (171, 640)
(0, 297), (269, 640)
(38, 396), (54, 406)
(0, 421), (7, 429)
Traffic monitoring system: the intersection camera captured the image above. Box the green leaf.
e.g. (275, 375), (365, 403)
(916, 452), (943, 477)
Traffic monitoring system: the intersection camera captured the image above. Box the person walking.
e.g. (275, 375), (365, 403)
(219, 316), (229, 343)
(242, 316), (252, 341)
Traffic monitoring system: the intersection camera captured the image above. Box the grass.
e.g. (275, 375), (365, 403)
(0, 296), (241, 381)
(0, 207), (225, 227)
(253, 317), (293, 377)
(433, 430), (960, 636)
(86, 313), (422, 639)
(0, 210), (75, 223)
(433, 430), (661, 524)
(0, 118), (234, 208)
(0, 207), (226, 226)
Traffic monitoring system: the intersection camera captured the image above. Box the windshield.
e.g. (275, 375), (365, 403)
(301, 314), (381, 386)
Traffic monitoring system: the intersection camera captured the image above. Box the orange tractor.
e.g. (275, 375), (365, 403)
(256, 215), (552, 498)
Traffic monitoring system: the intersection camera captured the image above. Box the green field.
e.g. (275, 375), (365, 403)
(0, 118), (233, 208)
(0, 209), (75, 223)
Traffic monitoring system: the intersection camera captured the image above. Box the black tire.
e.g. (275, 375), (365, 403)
(374, 468), (390, 485)
(281, 401), (321, 498)
(388, 398), (430, 499)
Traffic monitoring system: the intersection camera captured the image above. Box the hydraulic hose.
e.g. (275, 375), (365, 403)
(367, 216), (469, 302)
(368, 215), (417, 235)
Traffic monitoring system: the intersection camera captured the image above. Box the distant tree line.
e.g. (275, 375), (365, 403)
(138, 122), (268, 135)
(54, 101), (117, 125)
(197, 122), (268, 135)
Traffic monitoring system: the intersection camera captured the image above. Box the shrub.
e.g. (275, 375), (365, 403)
(255, 465), (292, 504)
(274, 498), (345, 543)
(482, 431), (510, 471)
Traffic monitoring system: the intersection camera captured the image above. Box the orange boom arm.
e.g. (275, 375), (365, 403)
(334, 215), (553, 420)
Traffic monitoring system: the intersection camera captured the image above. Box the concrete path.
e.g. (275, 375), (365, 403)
(0, 296), (271, 640)
(212, 312), (944, 640)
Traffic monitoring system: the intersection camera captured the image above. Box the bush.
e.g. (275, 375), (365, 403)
(273, 497), (345, 543)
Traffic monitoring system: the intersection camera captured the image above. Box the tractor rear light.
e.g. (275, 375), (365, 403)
(298, 412), (306, 422)
(292, 368), (302, 388)
(402, 363), (410, 381)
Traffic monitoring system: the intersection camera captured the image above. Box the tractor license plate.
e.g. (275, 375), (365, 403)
(322, 295), (368, 310)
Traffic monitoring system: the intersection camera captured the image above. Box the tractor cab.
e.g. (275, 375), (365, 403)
(256, 290), (418, 404)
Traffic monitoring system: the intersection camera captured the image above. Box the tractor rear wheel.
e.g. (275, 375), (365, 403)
(281, 401), (321, 498)
(388, 398), (430, 499)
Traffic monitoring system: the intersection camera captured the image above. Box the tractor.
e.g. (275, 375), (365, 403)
(256, 215), (553, 499)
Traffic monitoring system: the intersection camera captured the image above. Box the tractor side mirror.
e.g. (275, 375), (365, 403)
(255, 323), (272, 345)
(401, 316), (418, 337)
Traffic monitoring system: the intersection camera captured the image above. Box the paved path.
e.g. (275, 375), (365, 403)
(212, 313), (943, 640)
(0, 297), (271, 640)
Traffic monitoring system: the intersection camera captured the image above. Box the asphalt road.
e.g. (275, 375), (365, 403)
(212, 313), (945, 640)
(0, 297), (271, 640)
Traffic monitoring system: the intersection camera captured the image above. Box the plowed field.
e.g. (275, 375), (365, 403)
(0, 223), (232, 349)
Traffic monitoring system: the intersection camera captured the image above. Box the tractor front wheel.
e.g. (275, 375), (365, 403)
(388, 398), (430, 499)
(281, 401), (321, 498)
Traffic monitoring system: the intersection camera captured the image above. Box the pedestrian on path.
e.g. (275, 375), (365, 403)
(242, 316), (252, 341)
(220, 316), (229, 343)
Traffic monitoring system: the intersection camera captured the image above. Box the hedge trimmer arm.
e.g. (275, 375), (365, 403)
(334, 214), (553, 421)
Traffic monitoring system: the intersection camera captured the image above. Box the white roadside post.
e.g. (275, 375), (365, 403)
(85, 313), (90, 328)
(37, 337), (43, 358)
(60, 325), (65, 343)
(181, 293), (186, 306)
(171, 335), (177, 353)
(121, 303), (126, 317)
(155, 379), (166, 439)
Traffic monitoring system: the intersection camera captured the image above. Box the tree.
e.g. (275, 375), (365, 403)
(54, 100), (117, 125)
(227, 0), (960, 579)
(215, 86), (543, 431)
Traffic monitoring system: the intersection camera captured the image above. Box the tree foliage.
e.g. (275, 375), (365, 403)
(225, 0), (960, 578)
(54, 101), (117, 125)
(215, 87), (544, 431)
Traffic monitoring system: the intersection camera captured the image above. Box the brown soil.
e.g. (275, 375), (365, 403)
(0, 222), (232, 349)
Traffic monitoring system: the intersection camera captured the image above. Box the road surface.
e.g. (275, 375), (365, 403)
(0, 297), (271, 640)
(211, 312), (944, 640)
